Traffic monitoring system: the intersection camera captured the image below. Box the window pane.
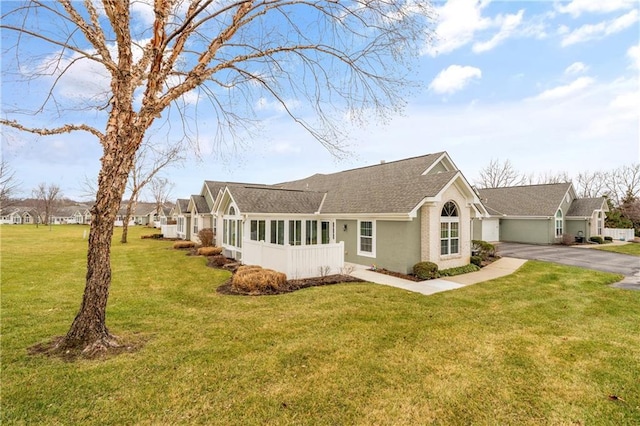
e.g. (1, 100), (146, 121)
(360, 221), (372, 237)
(270, 220), (277, 244)
(237, 220), (242, 248)
(277, 220), (284, 245)
(250, 220), (257, 241)
(360, 236), (372, 253)
(451, 222), (459, 238)
(321, 221), (330, 244)
(440, 223), (448, 239)
(441, 239), (448, 255)
(258, 220), (265, 241)
(451, 238), (459, 254)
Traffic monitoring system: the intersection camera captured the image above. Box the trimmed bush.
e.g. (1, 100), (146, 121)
(472, 240), (496, 260)
(604, 236), (613, 242)
(438, 264), (480, 277)
(413, 261), (438, 280)
(173, 241), (196, 249)
(470, 255), (482, 267)
(197, 246), (223, 256)
(198, 228), (215, 247)
(231, 266), (287, 294)
(589, 236), (604, 244)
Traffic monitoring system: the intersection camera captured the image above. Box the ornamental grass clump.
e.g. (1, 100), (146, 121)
(413, 261), (438, 280)
(173, 241), (196, 249)
(231, 265), (287, 294)
(197, 246), (223, 256)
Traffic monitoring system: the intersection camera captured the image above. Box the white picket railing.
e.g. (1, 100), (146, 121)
(603, 228), (635, 241)
(242, 240), (345, 279)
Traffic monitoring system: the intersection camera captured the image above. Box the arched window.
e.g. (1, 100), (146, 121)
(555, 209), (563, 237)
(440, 201), (459, 255)
(597, 211), (603, 235)
(228, 206), (236, 216)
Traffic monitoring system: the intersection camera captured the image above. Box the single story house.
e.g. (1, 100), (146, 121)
(475, 183), (608, 244)
(180, 152), (487, 278)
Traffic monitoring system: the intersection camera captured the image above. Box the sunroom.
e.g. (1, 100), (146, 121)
(213, 185), (344, 279)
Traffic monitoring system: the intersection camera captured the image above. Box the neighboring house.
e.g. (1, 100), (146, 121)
(50, 205), (93, 224)
(182, 152), (486, 278)
(187, 194), (213, 242)
(0, 208), (25, 224)
(173, 199), (191, 240)
(475, 183), (608, 244)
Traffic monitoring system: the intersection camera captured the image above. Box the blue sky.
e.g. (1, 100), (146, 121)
(1, 0), (639, 202)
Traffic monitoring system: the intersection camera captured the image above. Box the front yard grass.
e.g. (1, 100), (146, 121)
(592, 242), (640, 257)
(2, 225), (639, 425)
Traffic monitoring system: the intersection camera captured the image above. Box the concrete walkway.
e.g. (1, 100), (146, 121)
(348, 257), (527, 296)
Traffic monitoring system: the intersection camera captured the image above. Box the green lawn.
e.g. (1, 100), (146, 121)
(593, 242), (640, 257)
(2, 225), (639, 425)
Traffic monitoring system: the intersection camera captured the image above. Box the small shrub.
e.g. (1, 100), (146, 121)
(231, 266), (287, 294)
(173, 241), (196, 249)
(560, 233), (574, 245)
(604, 236), (613, 242)
(589, 236), (604, 244)
(413, 261), (438, 280)
(472, 240), (496, 260)
(208, 255), (231, 268)
(198, 228), (215, 247)
(470, 255), (482, 267)
(197, 246), (223, 256)
(438, 264), (480, 277)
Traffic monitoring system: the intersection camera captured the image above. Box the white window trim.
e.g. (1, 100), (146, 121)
(440, 201), (460, 257)
(555, 209), (563, 238)
(357, 219), (376, 258)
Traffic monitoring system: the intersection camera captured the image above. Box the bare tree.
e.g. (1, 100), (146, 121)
(32, 183), (62, 225)
(148, 176), (174, 222)
(475, 159), (527, 188)
(121, 142), (183, 243)
(534, 170), (571, 185)
(604, 164), (640, 207)
(574, 170), (607, 198)
(0, 159), (21, 209)
(1, 1), (434, 357)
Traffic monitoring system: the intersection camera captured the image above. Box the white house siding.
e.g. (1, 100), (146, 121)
(420, 184), (472, 270)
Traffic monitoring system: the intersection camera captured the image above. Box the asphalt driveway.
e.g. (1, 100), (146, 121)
(496, 243), (640, 290)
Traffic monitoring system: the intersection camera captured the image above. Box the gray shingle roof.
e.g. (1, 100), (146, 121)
(176, 199), (189, 214)
(567, 197), (607, 217)
(227, 185), (326, 214)
(190, 195), (210, 214)
(278, 152), (456, 214)
(477, 183), (572, 217)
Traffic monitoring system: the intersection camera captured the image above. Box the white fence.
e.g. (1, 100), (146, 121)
(161, 224), (177, 238)
(603, 228), (635, 241)
(242, 240), (345, 279)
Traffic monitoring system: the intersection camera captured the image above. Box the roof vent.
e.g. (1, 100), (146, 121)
(380, 160), (386, 164)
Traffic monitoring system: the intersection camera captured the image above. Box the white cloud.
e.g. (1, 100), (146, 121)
(555, 0), (636, 17)
(561, 10), (639, 46)
(429, 65), (482, 94)
(610, 92), (638, 110)
(564, 62), (589, 75)
(473, 10), (525, 53)
(532, 77), (595, 100)
(423, 0), (492, 56)
(628, 44), (640, 69)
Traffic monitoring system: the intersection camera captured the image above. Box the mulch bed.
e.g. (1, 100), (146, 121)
(372, 268), (423, 282)
(216, 274), (364, 296)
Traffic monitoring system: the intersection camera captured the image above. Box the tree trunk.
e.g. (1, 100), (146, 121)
(56, 129), (141, 355)
(120, 197), (137, 244)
